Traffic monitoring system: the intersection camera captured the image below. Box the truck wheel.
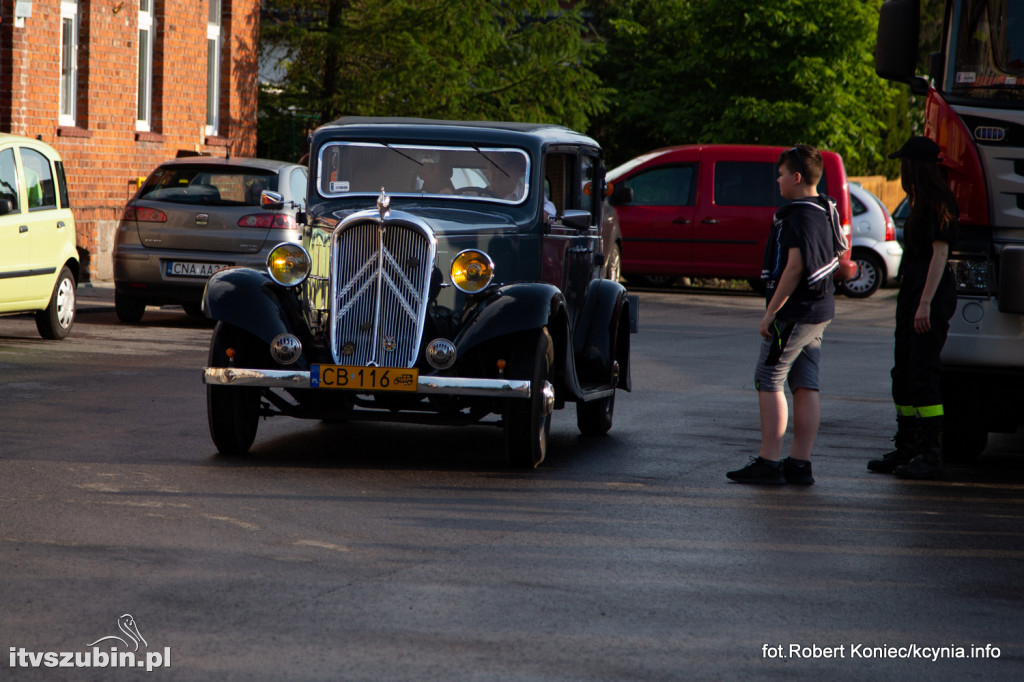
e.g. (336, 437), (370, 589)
(115, 291), (146, 323)
(207, 322), (261, 456)
(943, 424), (987, 463)
(503, 328), (554, 469)
(35, 266), (76, 340)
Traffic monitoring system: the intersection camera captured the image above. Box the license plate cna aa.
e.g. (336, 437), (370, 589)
(166, 261), (230, 277)
(310, 364), (418, 391)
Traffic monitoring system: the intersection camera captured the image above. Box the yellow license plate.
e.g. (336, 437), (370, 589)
(311, 364), (418, 392)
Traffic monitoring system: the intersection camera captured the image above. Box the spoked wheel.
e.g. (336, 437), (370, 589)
(207, 322), (262, 456)
(604, 243), (622, 282)
(503, 328), (555, 469)
(35, 266), (76, 340)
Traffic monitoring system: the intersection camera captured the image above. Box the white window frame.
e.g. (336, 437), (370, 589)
(205, 0), (222, 136)
(59, 1), (79, 127)
(137, 0), (155, 131)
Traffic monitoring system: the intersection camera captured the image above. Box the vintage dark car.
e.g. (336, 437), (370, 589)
(201, 118), (635, 468)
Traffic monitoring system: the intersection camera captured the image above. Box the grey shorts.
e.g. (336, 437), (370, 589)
(754, 320), (830, 392)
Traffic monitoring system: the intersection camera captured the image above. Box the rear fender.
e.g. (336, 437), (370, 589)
(573, 278), (632, 391)
(202, 267), (302, 348)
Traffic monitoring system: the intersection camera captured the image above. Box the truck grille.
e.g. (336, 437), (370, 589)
(330, 219), (434, 368)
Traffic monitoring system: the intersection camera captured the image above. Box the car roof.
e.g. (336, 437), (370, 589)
(313, 116), (599, 149)
(0, 133), (64, 159)
(151, 157), (303, 172)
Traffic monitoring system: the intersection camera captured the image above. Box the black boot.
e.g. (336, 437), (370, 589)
(895, 418), (944, 480)
(867, 415), (917, 473)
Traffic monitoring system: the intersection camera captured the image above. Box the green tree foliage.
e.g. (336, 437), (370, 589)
(258, 0), (609, 161)
(588, 0), (911, 177)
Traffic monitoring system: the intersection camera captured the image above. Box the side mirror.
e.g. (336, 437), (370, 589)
(875, 0), (920, 84)
(609, 183), (633, 206)
(0, 198), (12, 216)
(562, 209), (592, 231)
(260, 190), (285, 210)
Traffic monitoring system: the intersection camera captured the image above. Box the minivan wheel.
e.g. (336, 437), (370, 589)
(35, 266), (76, 340)
(115, 291), (146, 323)
(839, 251), (883, 298)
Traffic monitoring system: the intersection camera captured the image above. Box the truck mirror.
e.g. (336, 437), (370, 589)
(875, 0), (920, 84)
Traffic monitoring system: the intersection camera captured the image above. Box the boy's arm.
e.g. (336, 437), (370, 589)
(760, 247), (803, 338)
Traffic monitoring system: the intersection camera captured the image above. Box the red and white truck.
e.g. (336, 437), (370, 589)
(876, 0), (1024, 457)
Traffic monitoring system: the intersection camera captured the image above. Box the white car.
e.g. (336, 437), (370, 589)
(840, 183), (903, 298)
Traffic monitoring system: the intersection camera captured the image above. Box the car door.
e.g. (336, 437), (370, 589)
(19, 146), (72, 301)
(0, 146), (30, 305)
(690, 157), (777, 278)
(613, 162), (697, 276)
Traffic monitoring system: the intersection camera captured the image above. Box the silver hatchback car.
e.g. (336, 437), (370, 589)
(113, 157), (307, 322)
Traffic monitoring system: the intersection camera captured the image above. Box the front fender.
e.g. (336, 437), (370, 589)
(454, 282), (567, 356)
(574, 279), (632, 391)
(202, 267), (300, 347)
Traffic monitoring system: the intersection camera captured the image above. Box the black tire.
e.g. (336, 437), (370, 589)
(577, 392), (615, 436)
(35, 266), (76, 340)
(604, 243), (622, 283)
(503, 328), (554, 469)
(207, 322), (261, 456)
(115, 291), (146, 323)
(943, 424), (987, 463)
(839, 250), (883, 298)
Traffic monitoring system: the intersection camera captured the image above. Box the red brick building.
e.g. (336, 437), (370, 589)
(0, 0), (259, 281)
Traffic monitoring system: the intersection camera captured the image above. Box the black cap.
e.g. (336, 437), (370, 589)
(889, 136), (941, 163)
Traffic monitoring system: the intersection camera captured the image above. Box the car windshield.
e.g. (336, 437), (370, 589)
(316, 142), (532, 205)
(946, 0), (1024, 101)
(138, 166), (279, 206)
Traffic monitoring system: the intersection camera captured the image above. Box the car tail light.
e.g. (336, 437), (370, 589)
(884, 215), (896, 242)
(123, 205), (167, 223)
(238, 214), (296, 229)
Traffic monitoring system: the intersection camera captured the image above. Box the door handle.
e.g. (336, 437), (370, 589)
(57, 221), (66, 229)
(701, 218), (719, 224)
(672, 217), (691, 225)
(19, 225), (28, 233)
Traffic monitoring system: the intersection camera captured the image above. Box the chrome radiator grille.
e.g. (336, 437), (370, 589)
(330, 219), (435, 367)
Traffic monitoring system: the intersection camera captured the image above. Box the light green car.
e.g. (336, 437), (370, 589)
(0, 133), (79, 339)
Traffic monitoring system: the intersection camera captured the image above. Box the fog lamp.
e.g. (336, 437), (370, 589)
(267, 243), (310, 287)
(451, 249), (494, 294)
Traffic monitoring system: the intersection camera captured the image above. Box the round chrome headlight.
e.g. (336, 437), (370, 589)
(450, 249), (494, 294)
(266, 242), (310, 287)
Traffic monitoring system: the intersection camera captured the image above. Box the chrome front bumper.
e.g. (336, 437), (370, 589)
(203, 367), (535, 399)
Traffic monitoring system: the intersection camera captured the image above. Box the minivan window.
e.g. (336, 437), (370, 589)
(851, 192), (867, 215)
(715, 160), (830, 207)
(21, 148), (58, 210)
(623, 165), (695, 206)
(0, 148), (20, 212)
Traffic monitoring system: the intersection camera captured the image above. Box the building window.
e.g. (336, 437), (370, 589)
(59, 1), (79, 127)
(206, 0), (222, 136)
(137, 0), (155, 131)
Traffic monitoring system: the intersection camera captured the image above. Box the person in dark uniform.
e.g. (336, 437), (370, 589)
(867, 136), (958, 479)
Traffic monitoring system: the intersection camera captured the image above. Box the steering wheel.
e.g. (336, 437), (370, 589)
(454, 186), (500, 198)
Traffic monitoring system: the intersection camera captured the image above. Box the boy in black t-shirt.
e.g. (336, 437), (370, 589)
(727, 145), (840, 485)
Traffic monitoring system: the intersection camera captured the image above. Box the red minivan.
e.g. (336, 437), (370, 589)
(606, 145), (856, 288)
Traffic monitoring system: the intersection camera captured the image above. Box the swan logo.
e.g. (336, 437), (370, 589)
(8, 613), (171, 671)
(87, 614), (147, 652)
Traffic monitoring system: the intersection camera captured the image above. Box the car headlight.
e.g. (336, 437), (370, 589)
(266, 243), (310, 287)
(450, 249), (494, 294)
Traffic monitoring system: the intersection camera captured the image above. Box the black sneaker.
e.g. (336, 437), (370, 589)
(727, 457), (785, 484)
(783, 457), (815, 485)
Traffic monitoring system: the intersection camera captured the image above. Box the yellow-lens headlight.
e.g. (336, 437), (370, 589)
(451, 249), (495, 294)
(266, 242), (311, 287)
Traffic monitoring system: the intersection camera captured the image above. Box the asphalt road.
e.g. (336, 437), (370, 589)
(1, 284), (1022, 681)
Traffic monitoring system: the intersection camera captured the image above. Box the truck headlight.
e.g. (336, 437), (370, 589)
(451, 249), (494, 294)
(949, 258), (992, 294)
(267, 243), (311, 287)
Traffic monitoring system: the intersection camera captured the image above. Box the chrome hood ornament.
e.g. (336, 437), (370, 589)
(376, 188), (391, 221)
